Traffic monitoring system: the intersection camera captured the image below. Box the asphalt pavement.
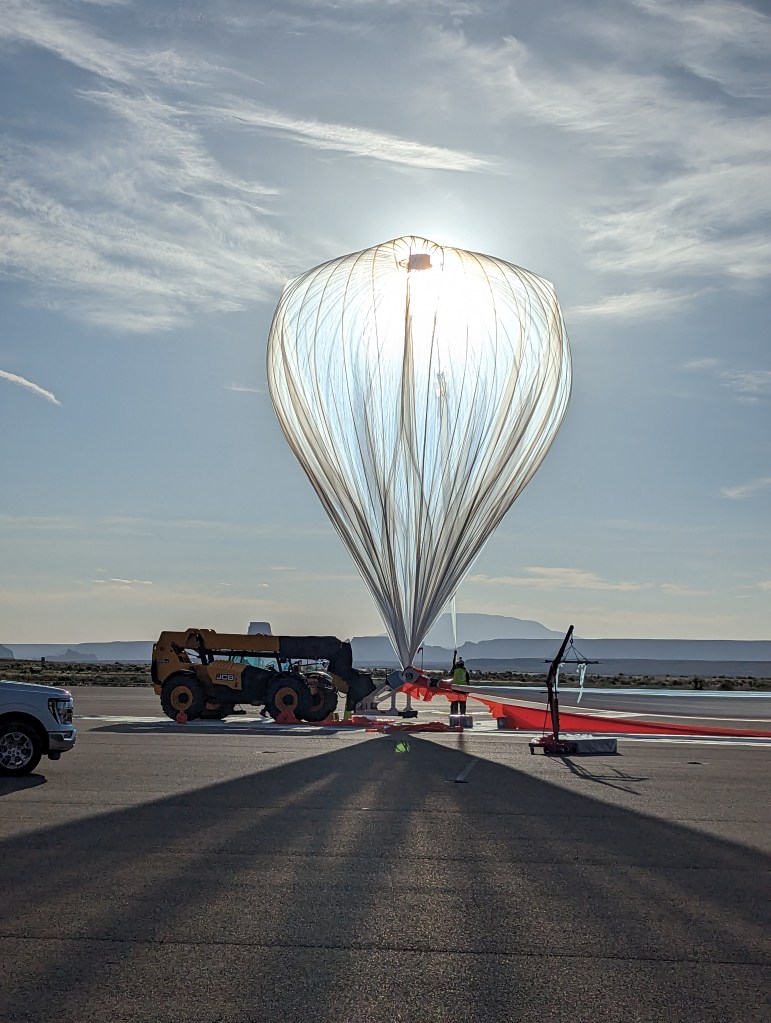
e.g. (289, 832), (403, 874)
(0, 686), (769, 1022)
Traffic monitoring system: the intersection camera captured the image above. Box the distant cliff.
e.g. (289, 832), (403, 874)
(8, 641), (153, 661)
(4, 612), (770, 678)
(49, 648), (98, 662)
(423, 612), (561, 645)
(352, 638), (771, 667)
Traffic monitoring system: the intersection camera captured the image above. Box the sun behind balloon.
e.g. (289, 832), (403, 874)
(267, 236), (572, 667)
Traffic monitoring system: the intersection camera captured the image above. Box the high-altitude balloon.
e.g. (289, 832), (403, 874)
(267, 236), (571, 667)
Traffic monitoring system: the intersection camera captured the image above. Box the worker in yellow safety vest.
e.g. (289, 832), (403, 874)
(450, 657), (469, 716)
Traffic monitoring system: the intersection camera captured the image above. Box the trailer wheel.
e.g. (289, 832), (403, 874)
(265, 676), (313, 721)
(302, 684), (338, 722)
(160, 675), (206, 721)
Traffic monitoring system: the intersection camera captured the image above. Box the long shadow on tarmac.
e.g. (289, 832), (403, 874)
(0, 774), (46, 797)
(0, 735), (769, 1023)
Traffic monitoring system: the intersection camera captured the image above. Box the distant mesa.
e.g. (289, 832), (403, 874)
(50, 648), (98, 662)
(351, 613), (564, 665)
(424, 612), (561, 645)
(3, 614), (770, 679)
(9, 640), (153, 662)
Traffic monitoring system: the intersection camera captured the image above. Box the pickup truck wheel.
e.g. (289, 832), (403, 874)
(302, 685), (338, 722)
(265, 676), (313, 721)
(0, 721), (43, 776)
(160, 675), (206, 721)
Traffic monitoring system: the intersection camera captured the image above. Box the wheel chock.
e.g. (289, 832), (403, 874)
(274, 710), (301, 724)
(175, 711), (188, 724)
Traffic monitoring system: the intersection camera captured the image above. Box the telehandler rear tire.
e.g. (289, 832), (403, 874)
(160, 675), (207, 721)
(265, 675), (313, 721)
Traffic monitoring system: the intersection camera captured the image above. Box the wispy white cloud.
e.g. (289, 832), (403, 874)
(1, 0), (769, 340)
(600, 516), (717, 536)
(660, 583), (710, 598)
(0, 2), (488, 332)
(1, 0), (253, 88)
(759, 580), (771, 592)
(683, 358), (720, 371)
(0, 581), (279, 626)
(210, 0), (487, 36)
(469, 567), (648, 592)
(207, 99), (489, 171)
(92, 577), (153, 587)
(225, 384), (266, 394)
(631, 0), (771, 99)
(685, 359), (771, 402)
(0, 0), (134, 83)
(721, 476), (771, 500)
(0, 512), (332, 540)
(719, 370), (771, 400)
(428, 2), (771, 312)
(290, 0), (484, 10)
(0, 6), (290, 331)
(0, 369), (61, 405)
(568, 287), (700, 322)
(0, 88), (289, 331)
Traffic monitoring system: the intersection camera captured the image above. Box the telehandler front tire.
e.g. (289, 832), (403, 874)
(302, 684), (338, 722)
(160, 675), (207, 721)
(265, 675), (313, 721)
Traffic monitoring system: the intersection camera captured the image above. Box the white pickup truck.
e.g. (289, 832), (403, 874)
(0, 680), (77, 776)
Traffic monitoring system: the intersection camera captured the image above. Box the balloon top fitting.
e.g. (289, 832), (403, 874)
(406, 253), (432, 271)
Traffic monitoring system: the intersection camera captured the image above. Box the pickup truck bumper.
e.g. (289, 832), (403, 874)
(48, 728), (77, 756)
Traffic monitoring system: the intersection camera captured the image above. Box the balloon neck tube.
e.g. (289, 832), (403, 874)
(399, 665), (421, 685)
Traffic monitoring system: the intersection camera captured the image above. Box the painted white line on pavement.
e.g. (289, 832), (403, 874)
(467, 687), (771, 699)
(78, 715), (168, 723)
(75, 714), (374, 736)
(75, 716), (771, 747)
(464, 698), (770, 723)
(454, 758), (480, 783)
(591, 711), (771, 723)
(436, 732), (771, 748)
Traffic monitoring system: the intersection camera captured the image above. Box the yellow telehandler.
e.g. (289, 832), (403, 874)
(151, 629), (375, 722)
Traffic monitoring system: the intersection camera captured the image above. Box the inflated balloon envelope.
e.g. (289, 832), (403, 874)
(267, 236), (572, 669)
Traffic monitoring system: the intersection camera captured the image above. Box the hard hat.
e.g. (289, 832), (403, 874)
(457, 658), (464, 666)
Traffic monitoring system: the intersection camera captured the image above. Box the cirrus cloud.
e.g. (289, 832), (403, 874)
(469, 567), (649, 592)
(721, 476), (771, 499)
(0, 369), (61, 405)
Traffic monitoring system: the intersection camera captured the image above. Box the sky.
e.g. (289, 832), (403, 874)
(0, 0), (769, 645)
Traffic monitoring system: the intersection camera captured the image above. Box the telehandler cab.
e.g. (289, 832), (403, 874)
(151, 629), (375, 722)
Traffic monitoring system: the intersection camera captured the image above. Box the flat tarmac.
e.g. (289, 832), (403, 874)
(1, 687), (769, 1022)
